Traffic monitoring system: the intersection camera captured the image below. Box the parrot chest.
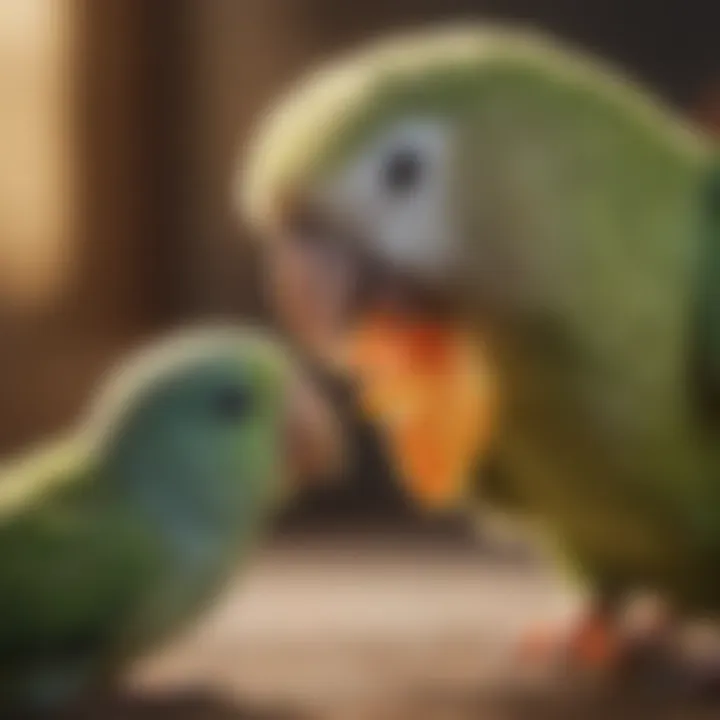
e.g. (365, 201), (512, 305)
(125, 519), (258, 653)
(494, 357), (710, 591)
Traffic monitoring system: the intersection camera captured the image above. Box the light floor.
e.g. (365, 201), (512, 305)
(68, 535), (720, 719)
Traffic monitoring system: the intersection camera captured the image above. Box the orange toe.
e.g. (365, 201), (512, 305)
(569, 615), (620, 670)
(517, 615), (621, 672)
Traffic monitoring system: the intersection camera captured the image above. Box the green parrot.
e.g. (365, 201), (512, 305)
(240, 24), (720, 674)
(0, 326), (340, 711)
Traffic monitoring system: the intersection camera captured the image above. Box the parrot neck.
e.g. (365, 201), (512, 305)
(463, 74), (715, 429)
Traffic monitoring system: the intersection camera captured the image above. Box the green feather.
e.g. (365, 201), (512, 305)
(244, 25), (720, 617)
(691, 158), (720, 426)
(0, 327), (292, 710)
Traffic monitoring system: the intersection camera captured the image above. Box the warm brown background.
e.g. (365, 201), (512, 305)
(2, 5), (720, 718)
(1, 0), (719, 522)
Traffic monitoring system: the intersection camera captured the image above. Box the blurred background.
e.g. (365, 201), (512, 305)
(1, 4), (720, 716)
(1, 0), (719, 529)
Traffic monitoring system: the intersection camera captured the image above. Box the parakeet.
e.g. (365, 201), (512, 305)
(240, 24), (720, 676)
(0, 326), (340, 711)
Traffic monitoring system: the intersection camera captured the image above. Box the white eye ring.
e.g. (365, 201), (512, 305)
(318, 118), (455, 276)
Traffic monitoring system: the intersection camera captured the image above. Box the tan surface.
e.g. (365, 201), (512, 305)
(67, 536), (720, 719)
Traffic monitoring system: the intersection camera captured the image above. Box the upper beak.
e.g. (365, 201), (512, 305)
(284, 370), (345, 487)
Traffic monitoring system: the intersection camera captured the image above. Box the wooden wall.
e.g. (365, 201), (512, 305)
(0, 1), (184, 451)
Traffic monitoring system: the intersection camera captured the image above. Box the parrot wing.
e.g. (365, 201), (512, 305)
(691, 157), (720, 427)
(0, 437), (162, 666)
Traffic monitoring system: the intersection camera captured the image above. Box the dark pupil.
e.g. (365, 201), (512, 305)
(383, 148), (422, 194)
(214, 386), (251, 422)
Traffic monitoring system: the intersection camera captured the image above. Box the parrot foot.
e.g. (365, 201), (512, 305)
(517, 608), (621, 675)
(517, 597), (686, 685)
(518, 599), (720, 699)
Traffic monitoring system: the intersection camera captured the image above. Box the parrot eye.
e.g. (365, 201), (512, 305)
(212, 384), (252, 423)
(382, 148), (423, 195)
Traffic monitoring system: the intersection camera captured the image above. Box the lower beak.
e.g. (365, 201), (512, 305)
(345, 315), (497, 511)
(284, 372), (345, 487)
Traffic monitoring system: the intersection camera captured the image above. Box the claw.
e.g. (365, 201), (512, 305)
(517, 610), (620, 673)
(567, 611), (620, 670)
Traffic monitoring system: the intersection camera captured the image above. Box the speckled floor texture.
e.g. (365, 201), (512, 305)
(52, 534), (720, 719)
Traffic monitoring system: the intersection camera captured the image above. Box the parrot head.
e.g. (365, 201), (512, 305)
(240, 24), (706, 511)
(90, 326), (342, 528)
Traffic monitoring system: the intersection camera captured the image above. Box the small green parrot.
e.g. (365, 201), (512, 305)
(241, 24), (720, 675)
(0, 326), (340, 711)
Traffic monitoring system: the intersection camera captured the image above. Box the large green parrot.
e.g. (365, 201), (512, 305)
(240, 24), (720, 675)
(0, 326), (340, 710)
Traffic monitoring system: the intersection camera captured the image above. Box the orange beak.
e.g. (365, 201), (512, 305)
(343, 314), (497, 511)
